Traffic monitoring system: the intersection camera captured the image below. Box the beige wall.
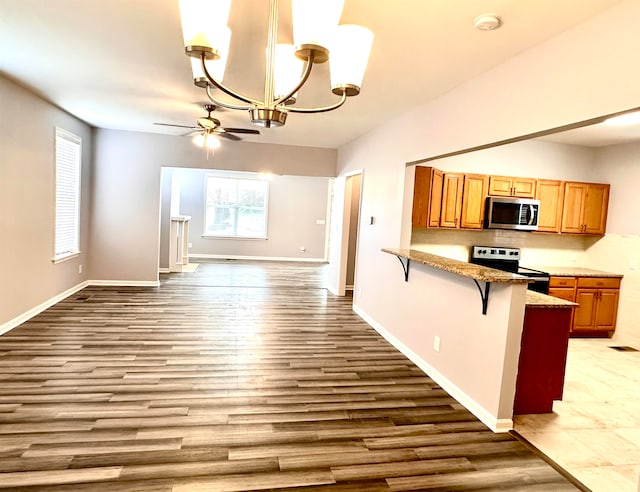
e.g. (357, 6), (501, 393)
(0, 75), (92, 330)
(90, 129), (337, 281)
(331, 0), (640, 425)
(160, 168), (330, 263)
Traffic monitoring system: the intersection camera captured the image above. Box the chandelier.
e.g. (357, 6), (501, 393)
(178, 0), (374, 128)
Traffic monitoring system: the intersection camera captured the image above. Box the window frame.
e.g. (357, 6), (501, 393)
(52, 127), (82, 263)
(202, 174), (269, 240)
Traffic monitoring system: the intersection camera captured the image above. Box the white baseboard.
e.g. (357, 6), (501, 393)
(88, 280), (160, 287)
(158, 268), (170, 273)
(190, 253), (327, 263)
(352, 304), (513, 433)
(0, 279), (160, 336)
(0, 280), (90, 336)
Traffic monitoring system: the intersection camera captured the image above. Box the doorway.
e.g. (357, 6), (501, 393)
(345, 173), (362, 292)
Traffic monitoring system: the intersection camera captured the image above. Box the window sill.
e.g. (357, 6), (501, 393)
(201, 235), (268, 241)
(52, 251), (81, 264)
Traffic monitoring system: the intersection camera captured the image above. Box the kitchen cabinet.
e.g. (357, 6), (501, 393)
(561, 182), (610, 235)
(535, 179), (563, 233)
(460, 174), (489, 229)
(549, 275), (621, 336)
(439, 173), (463, 228)
(573, 277), (620, 335)
(411, 166), (443, 228)
(489, 175), (536, 198)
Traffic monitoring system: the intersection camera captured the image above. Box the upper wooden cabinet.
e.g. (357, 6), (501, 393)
(535, 180), (564, 233)
(440, 173), (463, 228)
(561, 182), (610, 235)
(460, 174), (489, 229)
(412, 167), (444, 228)
(489, 176), (536, 198)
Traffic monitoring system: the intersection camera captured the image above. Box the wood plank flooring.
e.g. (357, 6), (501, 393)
(0, 260), (579, 490)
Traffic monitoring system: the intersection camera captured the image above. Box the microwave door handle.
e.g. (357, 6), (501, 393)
(527, 204), (536, 225)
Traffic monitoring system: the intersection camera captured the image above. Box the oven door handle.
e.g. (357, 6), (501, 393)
(527, 204), (536, 225)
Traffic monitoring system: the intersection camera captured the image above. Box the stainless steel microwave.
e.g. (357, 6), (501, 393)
(484, 196), (540, 231)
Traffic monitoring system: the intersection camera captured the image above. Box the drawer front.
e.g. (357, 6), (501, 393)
(577, 277), (621, 289)
(549, 276), (577, 288)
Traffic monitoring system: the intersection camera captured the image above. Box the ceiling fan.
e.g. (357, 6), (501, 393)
(154, 104), (260, 145)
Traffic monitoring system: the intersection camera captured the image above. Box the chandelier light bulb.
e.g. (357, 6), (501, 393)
(292, 0), (344, 51)
(178, 0), (373, 128)
(330, 25), (374, 95)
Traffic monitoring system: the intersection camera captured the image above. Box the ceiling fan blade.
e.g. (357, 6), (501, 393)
(218, 132), (242, 141)
(222, 127), (261, 134)
(181, 130), (200, 137)
(154, 122), (198, 129)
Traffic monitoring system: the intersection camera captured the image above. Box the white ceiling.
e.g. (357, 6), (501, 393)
(538, 120), (640, 147)
(0, 0), (625, 149)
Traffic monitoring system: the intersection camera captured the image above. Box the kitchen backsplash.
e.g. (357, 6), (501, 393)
(411, 228), (589, 266)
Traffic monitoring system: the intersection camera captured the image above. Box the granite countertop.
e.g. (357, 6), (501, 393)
(382, 248), (531, 284)
(525, 290), (578, 309)
(531, 266), (623, 278)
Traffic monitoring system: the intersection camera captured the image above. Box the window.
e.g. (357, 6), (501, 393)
(204, 176), (268, 238)
(54, 128), (81, 261)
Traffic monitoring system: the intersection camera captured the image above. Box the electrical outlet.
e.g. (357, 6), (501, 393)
(433, 336), (441, 352)
(357, 287), (362, 297)
(188, 242), (193, 248)
(78, 264), (83, 274)
(299, 246), (306, 252)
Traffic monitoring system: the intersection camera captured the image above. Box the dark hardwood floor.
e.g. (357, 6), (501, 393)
(0, 260), (579, 490)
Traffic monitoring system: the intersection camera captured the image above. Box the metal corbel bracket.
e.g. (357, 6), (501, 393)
(394, 256), (410, 282)
(472, 279), (491, 315)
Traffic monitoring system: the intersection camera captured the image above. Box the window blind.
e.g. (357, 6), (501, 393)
(54, 128), (81, 260)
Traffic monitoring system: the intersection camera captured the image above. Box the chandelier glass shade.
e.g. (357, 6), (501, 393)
(178, 0), (373, 128)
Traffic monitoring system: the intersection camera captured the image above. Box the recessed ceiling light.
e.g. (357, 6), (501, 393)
(474, 14), (502, 31)
(603, 111), (640, 126)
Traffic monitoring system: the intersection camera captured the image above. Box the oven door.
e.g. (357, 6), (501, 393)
(485, 197), (539, 231)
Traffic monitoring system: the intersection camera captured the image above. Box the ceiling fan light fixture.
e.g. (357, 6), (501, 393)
(192, 132), (206, 147)
(330, 24), (374, 96)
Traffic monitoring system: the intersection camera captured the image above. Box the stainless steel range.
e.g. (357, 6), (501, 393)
(469, 246), (550, 294)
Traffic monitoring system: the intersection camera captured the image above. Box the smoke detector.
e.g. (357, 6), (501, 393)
(474, 14), (502, 31)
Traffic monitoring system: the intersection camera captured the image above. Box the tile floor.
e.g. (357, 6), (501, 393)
(514, 338), (640, 492)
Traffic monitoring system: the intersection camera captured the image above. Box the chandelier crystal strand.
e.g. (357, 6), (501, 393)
(178, 0), (373, 128)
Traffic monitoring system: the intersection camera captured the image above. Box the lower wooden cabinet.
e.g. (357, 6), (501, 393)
(573, 277), (621, 334)
(549, 275), (621, 337)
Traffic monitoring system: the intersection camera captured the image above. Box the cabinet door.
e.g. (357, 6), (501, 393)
(440, 173), (463, 228)
(561, 182), (587, 233)
(488, 176), (513, 197)
(428, 169), (444, 228)
(460, 174), (488, 229)
(595, 289), (619, 330)
(535, 180), (563, 233)
(513, 178), (536, 198)
(411, 166), (431, 228)
(573, 288), (597, 330)
(583, 183), (610, 235)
